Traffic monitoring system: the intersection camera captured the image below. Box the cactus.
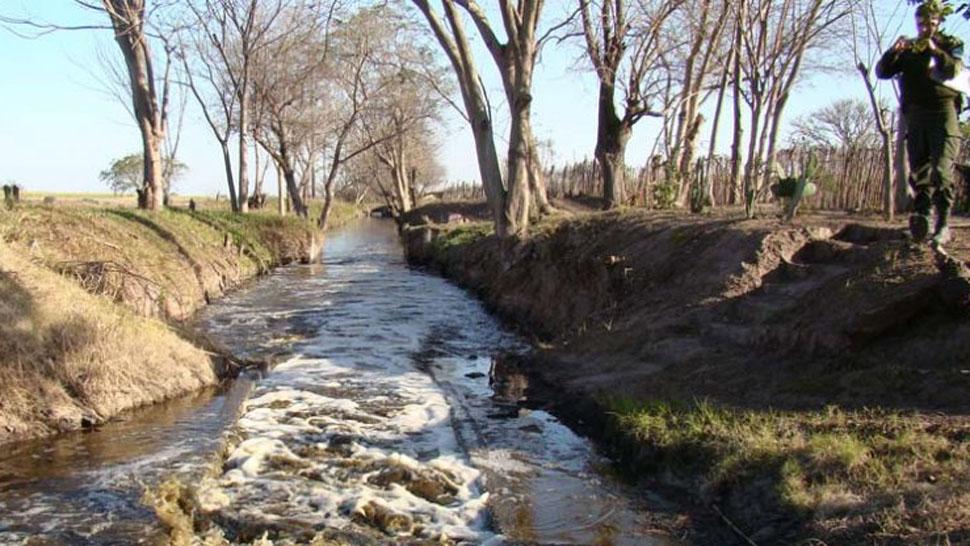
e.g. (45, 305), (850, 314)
(689, 157), (711, 213)
(770, 151), (819, 221)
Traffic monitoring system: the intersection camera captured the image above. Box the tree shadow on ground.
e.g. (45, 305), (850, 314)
(103, 209), (206, 287)
(0, 268), (101, 425)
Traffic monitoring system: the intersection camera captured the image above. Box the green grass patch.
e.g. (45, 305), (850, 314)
(606, 398), (970, 542)
(428, 222), (493, 257)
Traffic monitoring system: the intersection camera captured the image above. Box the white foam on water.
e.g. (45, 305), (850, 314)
(189, 222), (669, 545)
(199, 353), (500, 542)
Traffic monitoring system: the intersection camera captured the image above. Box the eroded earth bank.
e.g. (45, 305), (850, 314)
(0, 203), (343, 444)
(403, 204), (970, 545)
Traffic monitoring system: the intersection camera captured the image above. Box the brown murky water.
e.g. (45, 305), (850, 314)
(0, 219), (678, 545)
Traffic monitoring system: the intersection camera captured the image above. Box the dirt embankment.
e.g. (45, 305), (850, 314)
(403, 206), (970, 544)
(405, 209), (970, 410)
(0, 203), (359, 445)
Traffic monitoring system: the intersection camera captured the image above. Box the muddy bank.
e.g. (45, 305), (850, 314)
(403, 206), (970, 543)
(0, 203), (359, 445)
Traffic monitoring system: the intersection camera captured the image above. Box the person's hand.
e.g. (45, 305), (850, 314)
(893, 36), (910, 52)
(925, 37), (940, 54)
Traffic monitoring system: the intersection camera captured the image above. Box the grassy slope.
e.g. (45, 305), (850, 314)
(0, 199), (361, 444)
(0, 242), (216, 442)
(404, 206), (970, 544)
(0, 201), (358, 320)
(608, 399), (970, 543)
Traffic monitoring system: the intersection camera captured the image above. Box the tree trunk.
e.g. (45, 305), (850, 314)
(253, 145), (264, 205)
(730, 4), (745, 207)
(412, 0), (509, 237)
(470, 108), (508, 235)
(595, 80), (630, 209)
(409, 167), (419, 210)
(221, 142), (239, 212)
(317, 141), (344, 229)
(744, 99), (764, 218)
(309, 149), (317, 200)
(859, 62), (895, 220)
(140, 129), (163, 210)
(277, 162), (285, 216)
(283, 167), (306, 217)
(106, 1), (163, 211)
(527, 138), (552, 215)
(505, 90), (534, 236)
(277, 134), (306, 217)
(238, 83), (251, 213)
(705, 47), (733, 208)
(319, 176), (335, 230)
(392, 145), (413, 212)
(676, 113), (704, 207)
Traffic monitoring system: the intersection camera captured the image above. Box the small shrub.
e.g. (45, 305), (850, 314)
(652, 182), (679, 210)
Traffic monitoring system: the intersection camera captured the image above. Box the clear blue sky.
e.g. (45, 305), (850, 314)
(0, 0), (958, 196)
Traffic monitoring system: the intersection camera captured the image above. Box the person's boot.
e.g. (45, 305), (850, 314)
(932, 204), (952, 248)
(910, 187), (933, 243)
(910, 213), (931, 242)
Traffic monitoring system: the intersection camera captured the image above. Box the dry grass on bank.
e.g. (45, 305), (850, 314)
(0, 202), (356, 320)
(0, 198), (361, 444)
(0, 243), (217, 443)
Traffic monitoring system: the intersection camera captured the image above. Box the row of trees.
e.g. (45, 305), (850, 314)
(4, 0), (967, 237)
(3, 1), (450, 229)
(177, 0), (450, 227)
(408, 0), (866, 236)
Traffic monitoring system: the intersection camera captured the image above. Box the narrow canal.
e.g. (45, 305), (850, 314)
(0, 219), (676, 545)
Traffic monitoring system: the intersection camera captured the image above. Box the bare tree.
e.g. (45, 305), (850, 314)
(92, 28), (186, 207)
(183, 0), (287, 213)
(412, 0), (561, 237)
(667, 0), (732, 206)
(178, 29), (240, 210)
(316, 5), (432, 229)
(735, 0), (855, 217)
(852, 0), (908, 219)
(577, 0), (682, 209)
(790, 98), (879, 150)
(356, 18), (448, 218)
(1, 1), (179, 209)
(410, 1), (510, 236)
(250, 1), (338, 218)
(99, 1), (172, 210)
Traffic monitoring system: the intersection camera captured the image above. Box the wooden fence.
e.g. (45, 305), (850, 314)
(438, 146), (970, 212)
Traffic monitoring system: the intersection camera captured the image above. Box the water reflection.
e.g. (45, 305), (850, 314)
(0, 379), (251, 543)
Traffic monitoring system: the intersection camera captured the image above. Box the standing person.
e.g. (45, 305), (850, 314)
(877, 1), (964, 247)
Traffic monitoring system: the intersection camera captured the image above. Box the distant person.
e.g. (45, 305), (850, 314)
(877, 1), (964, 248)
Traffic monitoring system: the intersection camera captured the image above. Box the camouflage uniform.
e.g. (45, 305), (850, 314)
(877, 32), (964, 245)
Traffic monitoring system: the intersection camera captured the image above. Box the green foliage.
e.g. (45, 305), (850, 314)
(908, 0), (968, 20)
(652, 181), (679, 210)
(99, 153), (188, 195)
(915, 0), (955, 19)
(99, 155), (141, 194)
(770, 152), (820, 221)
(429, 223), (492, 258)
